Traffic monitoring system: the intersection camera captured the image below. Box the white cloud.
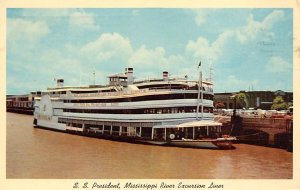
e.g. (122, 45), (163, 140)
(236, 10), (284, 43)
(191, 9), (224, 26)
(6, 48), (91, 93)
(185, 31), (234, 62)
(262, 10), (284, 30)
(186, 37), (211, 58)
(191, 9), (210, 26)
(37, 49), (103, 87)
(21, 9), (100, 31)
(236, 14), (261, 43)
(129, 45), (168, 68)
(217, 75), (258, 92)
(80, 33), (133, 62)
(129, 47), (198, 81)
(186, 10), (285, 62)
(78, 32), (194, 79)
(128, 45), (192, 79)
(7, 18), (49, 50)
(267, 56), (291, 73)
(69, 10), (99, 31)
(40, 50), (82, 72)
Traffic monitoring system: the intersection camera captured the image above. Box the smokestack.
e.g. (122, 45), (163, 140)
(57, 79), (64, 87)
(163, 71), (169, 81)
(127, 67), (134, 85)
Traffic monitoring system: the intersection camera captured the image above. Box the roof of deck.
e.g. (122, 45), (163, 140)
(153, 121), (222, 129)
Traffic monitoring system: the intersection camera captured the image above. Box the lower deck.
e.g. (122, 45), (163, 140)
(36, 117), (226, 141)
(34, 117), (235, 149)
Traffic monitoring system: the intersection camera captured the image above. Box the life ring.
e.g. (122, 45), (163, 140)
(169, 134), (175, 140)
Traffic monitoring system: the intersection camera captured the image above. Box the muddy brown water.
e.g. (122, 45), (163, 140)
(6, 112), (292, 179)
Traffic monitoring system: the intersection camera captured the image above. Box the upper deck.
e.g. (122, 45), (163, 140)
(38, 81), (213, 100)
(35, 68), (213, 99)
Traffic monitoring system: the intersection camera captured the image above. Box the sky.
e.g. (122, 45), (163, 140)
(6, 8), (293, 94)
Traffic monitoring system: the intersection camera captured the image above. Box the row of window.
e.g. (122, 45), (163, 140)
(64, 93), (214, 103)
(59, 121), (153, 137)
(70, 89), (115, 94)
(63, 106), (214, 114)
(137, 84), (190, 90)
(136, 84), (210, 91)
(46, 89), (117, 95)
(7, 101), (33, 108)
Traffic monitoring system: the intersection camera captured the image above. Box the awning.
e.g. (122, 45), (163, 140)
(177, 120), (222, 128)
(153, 120), (222, 129)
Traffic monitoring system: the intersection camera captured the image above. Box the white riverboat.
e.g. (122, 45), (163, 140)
(33, 68), (236, 149)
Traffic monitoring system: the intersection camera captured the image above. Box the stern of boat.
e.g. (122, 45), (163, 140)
(213, 136), (237, 149)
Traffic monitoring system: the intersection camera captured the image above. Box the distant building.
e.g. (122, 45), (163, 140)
(6, 94), (35, 114)
(214, 90), (293, 110)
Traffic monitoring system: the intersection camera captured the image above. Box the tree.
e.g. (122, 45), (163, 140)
(235, 93), (249, 109)
(271, 96), (289, 110)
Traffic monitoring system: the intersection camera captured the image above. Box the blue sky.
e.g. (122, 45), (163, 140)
(6, 8), (293, 94)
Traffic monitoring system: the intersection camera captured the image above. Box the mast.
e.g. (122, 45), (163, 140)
(196, 61), (203, 120)
(208, 58), (213, 82)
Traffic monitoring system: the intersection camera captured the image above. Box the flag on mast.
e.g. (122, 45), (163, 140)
(198, 61), (201, 69)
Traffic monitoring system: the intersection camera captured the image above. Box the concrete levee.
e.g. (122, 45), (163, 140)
(241, 117), (292, 146)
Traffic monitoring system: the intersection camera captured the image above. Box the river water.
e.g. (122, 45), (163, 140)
(6, 112), (292, 179)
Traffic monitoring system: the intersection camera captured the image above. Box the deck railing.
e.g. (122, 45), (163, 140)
(60, 87), (213, 98)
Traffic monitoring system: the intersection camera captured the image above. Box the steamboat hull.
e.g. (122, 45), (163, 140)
(136, 139), (235, 149)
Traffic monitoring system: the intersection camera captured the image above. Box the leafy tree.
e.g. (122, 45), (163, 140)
(271, 96), (289, 110)
(235, 93), (249, 109)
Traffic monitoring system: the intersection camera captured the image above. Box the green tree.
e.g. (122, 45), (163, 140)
(271, 96), (289, 110)
(235, 93), (249, 109)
